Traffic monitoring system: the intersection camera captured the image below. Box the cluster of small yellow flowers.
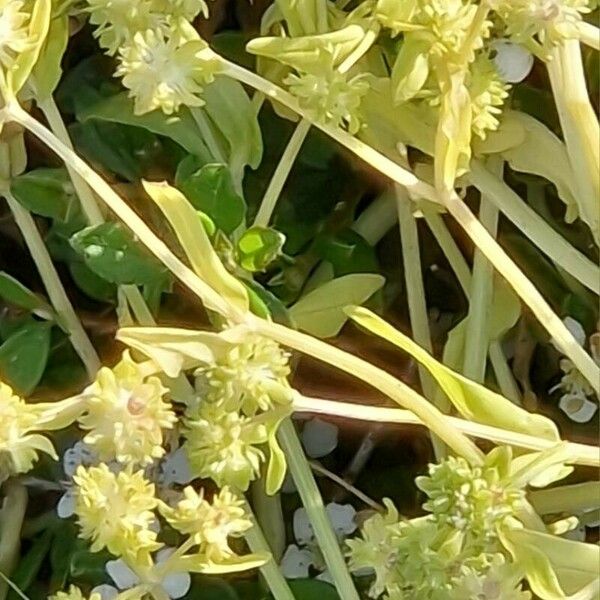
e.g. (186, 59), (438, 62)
(160, 486), (252, 562)
(184, 336), (292, 491)
(0, 382), (57, 483)
(184, 406), (267, 490)
(285, 70), (371, 134)
(85, 0), (220, 114)
(197, 336), (291, 415)
(85, 0), (208, 55)
(347, 447), (534, 599)
(73, 464), (162, 565)
(49, 586), (101, 600)
(490, 0), (591, 57)
(0, 0), (31, 70)
(467, 55), (510, 139)
(78, 351), (177, 466)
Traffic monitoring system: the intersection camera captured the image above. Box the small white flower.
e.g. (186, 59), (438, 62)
(159, 447), (193, 486)
(559, 394), (598, 424)
(283, 503), (357, 581)
(301, 418), (338, 459)
(93, 549), (191, 600)
(491, 39), (534, 83)
(57, 442), (98, 519)
(562, 317), (587, 347)
(280, 544), (314, 579)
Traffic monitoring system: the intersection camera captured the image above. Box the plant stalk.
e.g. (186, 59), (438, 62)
(278, 419), (360, 600)
(291, 395), (599, 468)
(5, 191), (101, 377)
(253, 119), (311, 227)
(0, 480), (28, 600)
(462, 158), (502, 383)
(243, 501), (295, 600)
(214, 61), (599, 390)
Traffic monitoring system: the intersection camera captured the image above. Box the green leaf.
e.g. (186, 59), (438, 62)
(201, 76), (264, 176)
(176, 163), (246, 234)
(68, 262), (116, 303)
(238, 227), (285, 272)
(77, 92), (212, 159)
(391, 37), (430, 104)
(10, 168), (75, 221)
(346, 306), (561, 441)
(244, 279), (292, 325)
(69, 120), (161, 181)
(283, 579), (341, 600)
(290, 274), (385, 338)
(0, 321), (52, 395)
(70, 222), (169, 286)
(8, 529), (53, 595)
(30, 13), (69, 100)
(142, 181), (250, 315)
(498, 111), (579, 223)
(0, 272), (54, 320)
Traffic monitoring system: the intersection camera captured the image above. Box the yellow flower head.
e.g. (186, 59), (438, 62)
(49, 586), (101, 600)
(197, 336), (291, 416)
(0, 0), (32, 69)
(116, 31), (220, 115)
(184, 405), (267, 490)
(160, 486), (251, 561)
(0, 382), (57, 482)
(73, 464), (162, 563)
(78, 351), (176, 466)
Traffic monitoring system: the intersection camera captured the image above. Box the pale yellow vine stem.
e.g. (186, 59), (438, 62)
(292, 395), (600, 468)
(4, 101), (239, 324)
(547, 40), (600, 244)
(214, 59), (599, 391)
(0, 481), (27, 600)
(37, 96), (156, 326)
(4, 191), (101, 377)
(2, 100), (484, 465)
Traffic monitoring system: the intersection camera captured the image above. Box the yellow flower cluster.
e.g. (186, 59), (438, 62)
(185, 336), (292, 491)
(73, 464), (162, 564)
(0, 0), (31, 70)
(0, 382), (57, 482)
(160, 486), (252, 562)
(85, 0), (220, 114)
(78, 351), (176, 465)
(49, 586), (101, 600)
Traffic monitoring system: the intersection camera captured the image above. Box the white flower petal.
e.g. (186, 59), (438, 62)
(316, 569), (334, 585)
(57, 489), (76, 519)
(301, 418), (339, 458)
(559, 395), (598, 423)
(293, 508), (314, 545)
(91, 585), (119, 600)
(326, 503), (357, 537)
(280, 544), (313, 579)
(161, 447), (193, 486)
(156, 547), (176, 563)
(162, 571), (192, 599)
(563, 317), (587, 347)
(492, 40), (534, 83)
(106, 559), (140, 589)
(63, 441), (97, 478)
